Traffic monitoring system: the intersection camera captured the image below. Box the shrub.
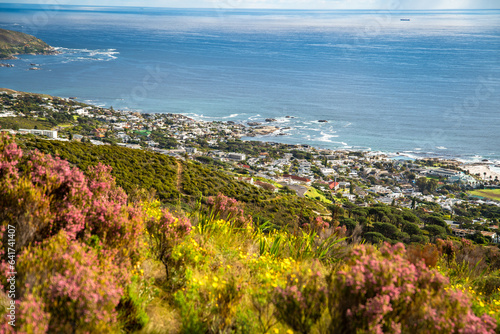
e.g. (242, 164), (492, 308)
(373, 222), (399, 240)
(117, 276), (156, 332)
(301, 216), (329, 233)
(16, 232), (129, 333)
(147, 209), (192, 282)
(364, 232), (387, 244)
(0, 134), (145, 332)
(0, 134), (91, 251)
(175, 274), (243, 334)
(273, 267), (327, 334)
(424, 224), (448, 240)
(406, 243), (440, 268)
(0, 134), (144, 263)
(328, 243), (496, 333)
(207, 193), (252, 229)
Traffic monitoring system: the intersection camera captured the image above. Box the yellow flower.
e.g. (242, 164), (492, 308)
(212, 282), (219, 288)
(287, 330), (294, 334)
(479, 301), (485, 307)
(273, 329), (279, 334)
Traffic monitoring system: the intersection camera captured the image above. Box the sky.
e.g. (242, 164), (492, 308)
(0, 0), (499, 9)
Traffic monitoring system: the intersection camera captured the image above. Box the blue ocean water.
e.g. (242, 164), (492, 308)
(0, 5), (499, 161)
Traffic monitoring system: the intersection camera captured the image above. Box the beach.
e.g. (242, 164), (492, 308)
(463, 164), (500, 181)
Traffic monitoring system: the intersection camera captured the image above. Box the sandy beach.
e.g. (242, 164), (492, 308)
(462, 164), (500, 181)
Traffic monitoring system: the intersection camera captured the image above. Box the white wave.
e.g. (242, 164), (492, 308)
(54, 47), (119, 63)
(272, 117), (291, 124)
(414, 148), (422, 151)
(221, 113), (240, 119)
(315, 132), (340, 143)
(396, 152), (421, 160)
(343, 122), (352, 128)
(436, 146), (447, 150)
(248, 114), (261, 120)
(455, 155), (487, 164)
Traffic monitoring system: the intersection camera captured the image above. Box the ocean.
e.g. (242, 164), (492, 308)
(0, 4), (499, 162)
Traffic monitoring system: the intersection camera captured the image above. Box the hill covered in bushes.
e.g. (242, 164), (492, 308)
(1, 133), (500, 333)
(20, 137), (328, 227)
(0, 29), (56, 59)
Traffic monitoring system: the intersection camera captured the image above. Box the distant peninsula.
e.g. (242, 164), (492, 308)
(0, 28), (57, 59)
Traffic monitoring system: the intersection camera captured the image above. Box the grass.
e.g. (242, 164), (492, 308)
(469, 189), (500, 201)
(58, 123), (74, 128)
(254, 176), (284, 188)
(305, 187), (332, 204)
(0, 117), (53, 130)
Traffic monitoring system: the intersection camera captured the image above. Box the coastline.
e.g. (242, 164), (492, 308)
(1, 87), (499, 170)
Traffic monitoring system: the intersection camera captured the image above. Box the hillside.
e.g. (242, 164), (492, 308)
(20, 138), (329, 226)
(0, 28), (56, 59)
(1, 133), (499, 333)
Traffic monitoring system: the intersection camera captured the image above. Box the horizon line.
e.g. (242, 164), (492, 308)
(1, 3), (499, 11)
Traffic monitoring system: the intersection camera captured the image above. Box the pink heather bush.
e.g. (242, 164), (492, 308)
(0, 134), (145, 332)
(301, 216), (329, 233)
(147, 209), (192, 281)
(16, 232), (129, 333)
(207, 193), (252, 229)
(84, 163), (145, 262)
(0, 134), (144, 261)
(16, 294), (50, 334)
(273, 267), (327, 334)
(0, 135), (91, 250)
(329, 243), (496, 334)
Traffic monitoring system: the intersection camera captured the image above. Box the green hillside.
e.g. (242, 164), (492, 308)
(20, 138), (328, 226)
(0, 28), (56, 59)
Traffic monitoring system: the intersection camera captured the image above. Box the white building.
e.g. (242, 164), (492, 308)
(228, 153), (246, 161)
(19, 129), (58, 139)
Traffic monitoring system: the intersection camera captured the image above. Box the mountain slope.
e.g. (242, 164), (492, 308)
(19, 138), (328, 226)
(0, 28), (56, 59)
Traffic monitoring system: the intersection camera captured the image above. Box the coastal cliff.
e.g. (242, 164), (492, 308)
(0, 28), (57, 59)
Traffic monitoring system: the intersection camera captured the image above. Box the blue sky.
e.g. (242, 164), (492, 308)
(0, 0), (499, 9)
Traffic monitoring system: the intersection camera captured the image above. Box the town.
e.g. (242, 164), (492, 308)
(1, 89), (500, 244)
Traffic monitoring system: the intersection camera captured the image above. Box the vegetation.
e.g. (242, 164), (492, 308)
(19, 137), (328, 226)
(1, 133), (500, 333)
(470, 189), (500, 202)
(0, 117), (54, 130)
(0, 28), (56, 59)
